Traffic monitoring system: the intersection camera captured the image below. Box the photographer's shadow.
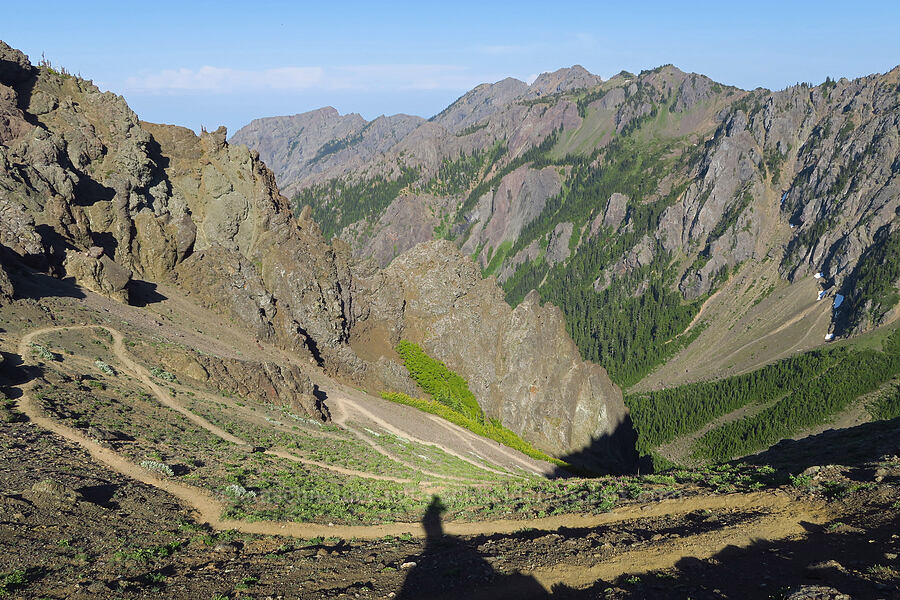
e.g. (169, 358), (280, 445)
(397, 496), (548, 599)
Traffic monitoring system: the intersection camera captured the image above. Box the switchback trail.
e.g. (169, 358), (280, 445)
(19, 326), (418, 484)
(14, 325), (830, 590)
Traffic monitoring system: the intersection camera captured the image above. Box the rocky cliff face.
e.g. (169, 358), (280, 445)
(0, 41), (632, 469)
(353, 240), (631, 469)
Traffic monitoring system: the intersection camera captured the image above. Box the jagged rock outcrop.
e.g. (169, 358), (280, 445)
(0, 42), (357, 361)
(63, 248), (131, 303)
(355, 240), (633, 470)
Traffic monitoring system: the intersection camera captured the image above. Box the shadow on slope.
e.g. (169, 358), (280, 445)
(742, 417), (900, 472)
(555, 414), (645, 477)
(547, 497), (898, 599)
(397, 496), (546, 600)
(129, 279), (167, 306)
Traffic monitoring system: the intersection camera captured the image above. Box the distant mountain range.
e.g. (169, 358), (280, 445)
(232, 62), (900, 393)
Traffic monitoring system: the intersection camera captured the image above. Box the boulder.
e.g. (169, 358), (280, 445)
(63, 250), (131, 303)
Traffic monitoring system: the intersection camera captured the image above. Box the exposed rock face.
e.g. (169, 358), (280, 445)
(545, 222), (574, 265)
(190, 354), (324, 421)
(462, 165), (563, 266)
(602, 193), (628, 230)
(341, 193), (454, 267)
(356, 240), (633, 471)
(62, 249), (131, 303)
(230, 108), (424, 197)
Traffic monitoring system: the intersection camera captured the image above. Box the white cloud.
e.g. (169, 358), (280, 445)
(124, 64), (498, 94)
(525, 73), (539, 85)
(125, 66), (324, 93)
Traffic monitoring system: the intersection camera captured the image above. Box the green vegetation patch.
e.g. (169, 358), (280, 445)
(395, 340), (483, 422)
(422, 141), (505, 197)
(625, 346), (841, 456)
(293, 165), (420, 239)
(0, 570), (28, 597)
(867, 382), (900, 421)
(694, 330), (900, 462)
(836, 227), (900, 335)
(381, 391), (566, 467)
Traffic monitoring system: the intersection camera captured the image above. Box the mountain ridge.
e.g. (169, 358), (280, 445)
(239, 60), (900, 393)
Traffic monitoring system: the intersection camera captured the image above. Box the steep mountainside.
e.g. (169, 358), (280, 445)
(0, 41), (628, 470)
(230, 108), (424, 198)
(243, 63), (900, 398)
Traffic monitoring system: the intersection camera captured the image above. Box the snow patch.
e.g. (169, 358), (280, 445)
(833, 293), (844, 309)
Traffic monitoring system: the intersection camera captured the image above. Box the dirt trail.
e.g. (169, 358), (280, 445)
(63, 283), (556, 478)
(21, 326), (417, 485)
(423, 413), (542, 475)
(717, 297), (827, 368)
(684, 287), (722, 332)
(531, 500), (825, 590)
(12, 371), (838, 545)
(325, 386), (516, 478)
(13, 325), (833, 588)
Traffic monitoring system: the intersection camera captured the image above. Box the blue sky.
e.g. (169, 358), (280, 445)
(5, 1), (899, 134)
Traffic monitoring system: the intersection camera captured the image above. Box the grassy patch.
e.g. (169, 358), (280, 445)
(381, 391), (566, 467)
(395, 340), (483, 422)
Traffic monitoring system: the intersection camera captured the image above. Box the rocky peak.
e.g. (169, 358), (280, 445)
(525, 65), (603, 98)
(431, 76), (529, 134)
(230, 107), (424, 197)
(0, 40), (34, 84)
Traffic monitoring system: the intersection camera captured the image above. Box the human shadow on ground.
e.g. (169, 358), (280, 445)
(396, 496), (548, 599)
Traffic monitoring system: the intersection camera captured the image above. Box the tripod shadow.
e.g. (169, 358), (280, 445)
(397, 496), (548, 599)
